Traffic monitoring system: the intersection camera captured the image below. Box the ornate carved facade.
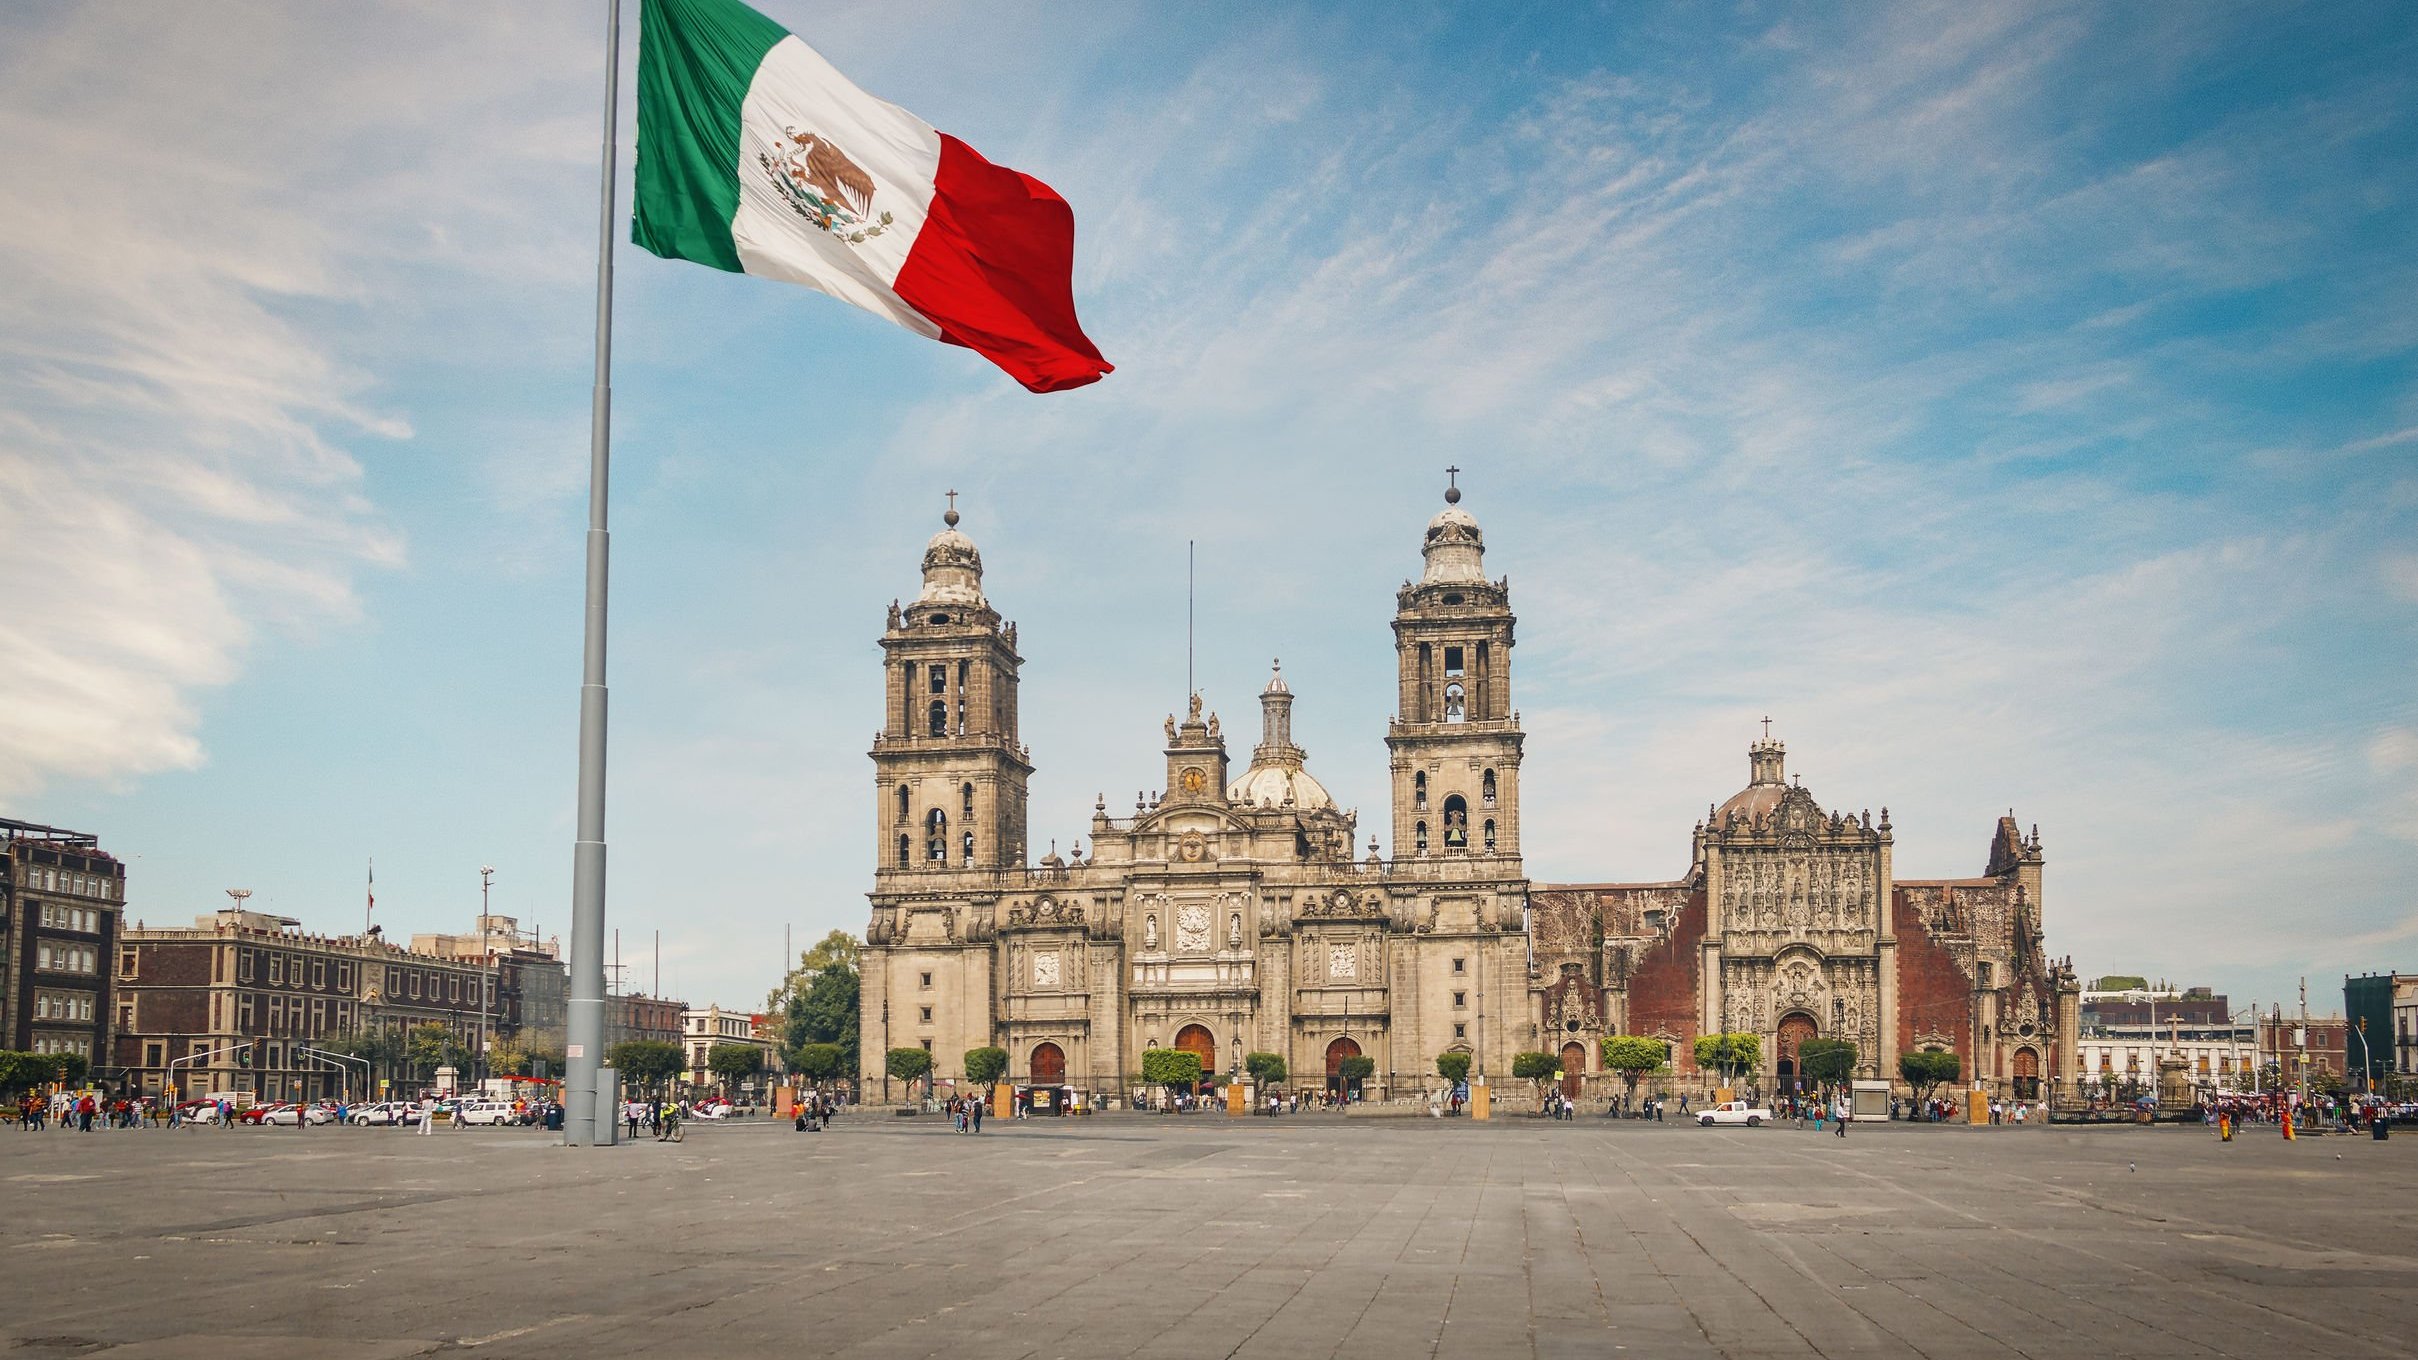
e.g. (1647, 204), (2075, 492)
(859, 486), (2077, 1103)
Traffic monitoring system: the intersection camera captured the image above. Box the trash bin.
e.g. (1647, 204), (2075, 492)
(2373, 1117), (2389, 1141)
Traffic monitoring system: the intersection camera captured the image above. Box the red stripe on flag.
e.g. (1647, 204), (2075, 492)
(891, 134), (1112, 394)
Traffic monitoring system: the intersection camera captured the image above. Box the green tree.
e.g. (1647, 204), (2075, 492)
(1899, 1050), (1960, 1107)
(1693, 1032), (1762, 1084)
(780, 958), (861, 1076)
(487, 1037), (530, 1079)
(963, 1046), (1009, 1087)
(1336, 1055), (1375, 1098)
(1599, 1035), (1669, 1101)
(767, 929), (862, 1010)
(707, 1043), (766, 1089)
(792, 1043), (845, 1086)
(48, 1052), (90, 1089)
(1798, 1038), (1857, 1092)
(607, 1039), (683, 1093)
(886, 1046), (935, 1096)
(1141, 1048), (1203, 1107)
(1435, 1051), (1472, 1085)
(403, 1023), (470, 1078)
(1511, 1050), (1558, 1105)
(1244, 1051), (1288, 1087)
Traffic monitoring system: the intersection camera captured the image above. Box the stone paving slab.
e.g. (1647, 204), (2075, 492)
(1, 1114), (2413, 1357)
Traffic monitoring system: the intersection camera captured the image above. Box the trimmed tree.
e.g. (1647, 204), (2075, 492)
(792, 1042), (845, 1087)
(1899, 1050), (1960, 1108)
(1510, 1050), (1557, 1106)
(1693, 1032), (1762, 1086)
(1244, 1051), (1288, 1087)
(1142, 1048), (1203, 1108)
(1336, 1055), (1375, 1099)
(1599, 1035), (1668, 1102)
(607, 1039), (683, 1094)
(1435, 1051), (1472, 1086)
(707, 1043), (766, 1092)
(1798, 1038), (1857, 1093)
(963, 1046), (1009, 1088)
(885, 1046), (935, 1098)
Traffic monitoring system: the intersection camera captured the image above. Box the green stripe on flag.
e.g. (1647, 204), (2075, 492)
(632, 0), (791, 272)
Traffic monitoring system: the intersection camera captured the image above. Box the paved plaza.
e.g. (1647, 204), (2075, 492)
(3, 1112), (2414, 1357)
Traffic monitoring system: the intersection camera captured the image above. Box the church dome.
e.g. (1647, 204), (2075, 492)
(1420, 482), (1487, 585)
(1714, 734), (1789, 824)
(1228, 762), (1333, 812)
(916, 504), (987, 608)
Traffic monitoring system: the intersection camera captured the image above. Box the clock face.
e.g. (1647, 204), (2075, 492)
(1180, 766), (1206, 795)
(1175, 904), (1211, 953)
(1031, 951), (1061, 988)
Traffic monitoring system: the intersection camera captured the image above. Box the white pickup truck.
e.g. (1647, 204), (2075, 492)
(1695, 1100), (1772, 1127)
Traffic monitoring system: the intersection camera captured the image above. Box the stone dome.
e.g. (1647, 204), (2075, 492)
(1714, 736), (1789, 824)
(1420, 489), (1487, 585)
(1227, 762), (1334, 812)
(916, 506), (986, 608)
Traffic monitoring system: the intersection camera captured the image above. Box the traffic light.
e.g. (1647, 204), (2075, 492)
(236, 1044), (250, 1069)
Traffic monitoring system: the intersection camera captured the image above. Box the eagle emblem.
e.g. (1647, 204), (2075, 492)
(758, 127), (895, 244)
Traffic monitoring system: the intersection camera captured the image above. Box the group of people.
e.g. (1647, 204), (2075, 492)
(943, 1092), (986, 1132)
(13, 1091), (134, 1130)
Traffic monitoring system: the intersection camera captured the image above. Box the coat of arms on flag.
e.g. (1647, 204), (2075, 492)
(757, 127), (895, 242)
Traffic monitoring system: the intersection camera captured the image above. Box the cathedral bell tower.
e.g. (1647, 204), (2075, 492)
(872, 500), (1032, 880)
(1387, 474), (1523, 862)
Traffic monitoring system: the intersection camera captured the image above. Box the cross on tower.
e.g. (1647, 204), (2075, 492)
(945, 489), (958, 513)
(1445, 465), (1460, 491)
(1761, 715), (1772, 739)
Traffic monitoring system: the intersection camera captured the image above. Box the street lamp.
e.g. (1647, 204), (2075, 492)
(478, 866), (495, 1092)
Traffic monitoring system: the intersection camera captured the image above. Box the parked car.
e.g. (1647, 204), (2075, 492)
(350, 1101), (409, 1126)
(691, 1102), (734, 1120)
(1696, 1100), (1772, 1127)
(172, 1098), (225, 1124)
(261, 1102), (337, 1126)
(233, 1103), (285, 1125)
(453, 1099), (523, 1127)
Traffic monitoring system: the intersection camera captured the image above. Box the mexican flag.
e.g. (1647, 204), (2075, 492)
(632, 0), (1112, 393)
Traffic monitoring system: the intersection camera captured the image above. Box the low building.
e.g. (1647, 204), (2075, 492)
(2400, 977), (2418, 1080)
(2256, 1008), (2346, 1086)
(610, 991), (684, 1048)
(412, 914), (568, 1062)
(2, 818), (126, 1069)
(681, 1004), (778, 1091)
(115, 910), (492, 1102)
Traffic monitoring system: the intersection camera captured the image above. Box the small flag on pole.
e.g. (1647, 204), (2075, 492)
(632, 0), (1112, 392)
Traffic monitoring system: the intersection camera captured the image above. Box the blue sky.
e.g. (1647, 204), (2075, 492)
(2, 1), (2412, 1016)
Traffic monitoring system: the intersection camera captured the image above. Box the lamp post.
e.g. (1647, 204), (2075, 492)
(479, 866), (495, 1092)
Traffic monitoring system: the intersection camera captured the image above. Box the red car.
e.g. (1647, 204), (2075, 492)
(233, 1102), (284, 1125)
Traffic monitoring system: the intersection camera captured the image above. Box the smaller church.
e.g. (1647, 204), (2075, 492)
(855, 484), (2077, 1106)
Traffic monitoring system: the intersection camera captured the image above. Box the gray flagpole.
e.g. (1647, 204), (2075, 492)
(563, 0), (620, 1146)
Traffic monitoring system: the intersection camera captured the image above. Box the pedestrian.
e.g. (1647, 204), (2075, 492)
(971, 1094), (985, 1133)
(1834, 1096), (1849, 1137)
(417, 1100), (435, 1136)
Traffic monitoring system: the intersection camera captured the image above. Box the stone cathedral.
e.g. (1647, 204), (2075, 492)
(857, 485), (2077, 1104)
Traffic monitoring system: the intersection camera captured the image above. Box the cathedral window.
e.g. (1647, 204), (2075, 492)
(928, 700), (947, 737)
(962, 783), (975, 819)
(1453, 1023), (1466, 1040)
(956, 699), (966, 735)
(926, 809), (948, 862)
(1444, 646), (1464, 676)
(1443, 682), (1465, 723)
(928, 664), (946, 695)
(1482, 769), (1496, 805)
(896, 785), (910, 822)
(1442, 795), (1468, 849)
(1453, 991), (1466, 1008)
(1483, 819), (1496, 851)
(963, 831), (975, 865)
(957, 659), (969, 692)
(1452, 957), (1465, 974)
(896, 835), (910, 868)
(1413, 771), (1427, 810)
(1415, 821), (1429, 855)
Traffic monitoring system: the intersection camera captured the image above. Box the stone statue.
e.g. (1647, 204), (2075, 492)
(1228, 911), (1243, 948)
(1144, 914), (1158, 949)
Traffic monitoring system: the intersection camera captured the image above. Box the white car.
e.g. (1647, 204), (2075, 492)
(453, 1099), (523, 1127)
(262, 1103), (337, 1126)
(1696, 1100), (1773, 1127)
(350, 1101), (411, 1126)
(690, 1102), (734, 1120)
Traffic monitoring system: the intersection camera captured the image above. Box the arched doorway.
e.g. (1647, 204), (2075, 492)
(2012, 1047), (2040, 1101)
(1559, 1042), (1588, 1101)
(1325, 1036), (1363, 1098)
(1030, 1042), (1065, 1086)
(1175, 1024), (1217, 1090)
(1776, 1013), (1818, 1092)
